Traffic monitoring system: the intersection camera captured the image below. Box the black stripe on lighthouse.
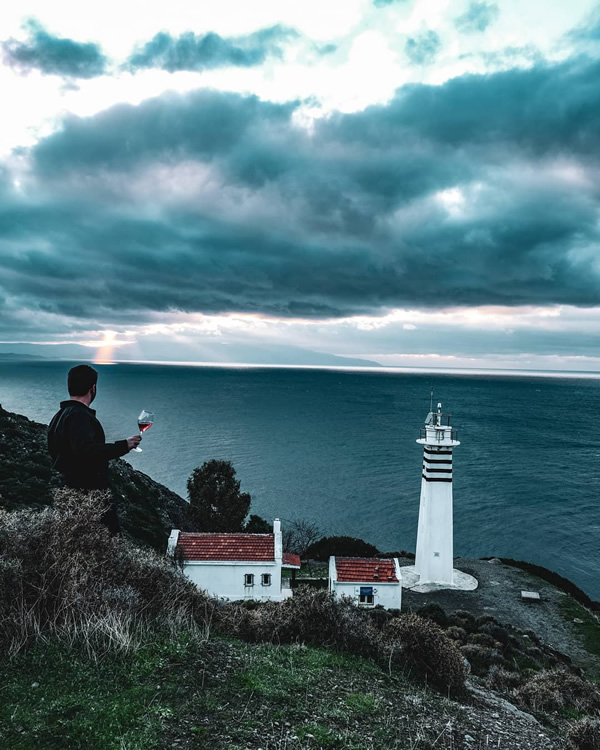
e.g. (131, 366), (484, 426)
(423, 457), (453, 465)
(423, 447), (452, 456)
(422, 474), (453, 483)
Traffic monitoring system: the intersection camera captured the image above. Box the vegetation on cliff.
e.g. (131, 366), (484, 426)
(0, 404), (193, 550)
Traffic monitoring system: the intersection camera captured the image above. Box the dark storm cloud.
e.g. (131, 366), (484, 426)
(1, 20), (107, 78)
(454, 2), (500, 34)
(33, 90), (297, 176)
(405, 31), (441, 65)
(127, 25), (298, 72)
(2, 55), (600, 331)
(328, 57), (600, 155)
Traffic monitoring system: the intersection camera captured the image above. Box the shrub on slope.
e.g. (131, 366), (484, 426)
(0, 489), (213, 656)
(220, 588), (468, 694)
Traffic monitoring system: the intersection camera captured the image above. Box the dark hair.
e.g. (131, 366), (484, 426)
(68, 365), (98, 396)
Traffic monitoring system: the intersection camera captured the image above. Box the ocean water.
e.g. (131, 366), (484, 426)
(1, 360), (599, 599)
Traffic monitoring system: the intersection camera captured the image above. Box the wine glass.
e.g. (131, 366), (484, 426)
(132, 409), (154, 452)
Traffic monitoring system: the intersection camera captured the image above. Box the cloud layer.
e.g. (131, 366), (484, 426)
(1, 52), (600, 354)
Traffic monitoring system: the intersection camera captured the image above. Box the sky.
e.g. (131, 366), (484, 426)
(1, 0), (600, 370)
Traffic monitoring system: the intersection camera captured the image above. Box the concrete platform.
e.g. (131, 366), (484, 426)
(400, 565), (479, 593)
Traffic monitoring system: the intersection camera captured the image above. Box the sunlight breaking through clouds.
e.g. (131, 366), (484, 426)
(1, 1), (600, 370)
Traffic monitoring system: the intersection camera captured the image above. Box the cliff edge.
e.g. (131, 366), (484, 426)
(0, 404), (193, 550)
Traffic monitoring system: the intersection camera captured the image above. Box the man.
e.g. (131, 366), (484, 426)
(48, 364), (142, 533)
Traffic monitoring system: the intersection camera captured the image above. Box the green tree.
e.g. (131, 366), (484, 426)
(187, 460), (251, 532)
(244, 514), (272, 533)
(304, 535), (380, 561)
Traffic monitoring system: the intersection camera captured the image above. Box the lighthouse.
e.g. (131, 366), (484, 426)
(414, 400), (459, 585)
(401, 395), (478, 593)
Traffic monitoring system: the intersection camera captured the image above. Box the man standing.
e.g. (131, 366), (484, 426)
(48, 364), (141, 533)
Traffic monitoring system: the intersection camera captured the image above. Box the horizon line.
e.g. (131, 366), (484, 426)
(4, 353), (600, 379)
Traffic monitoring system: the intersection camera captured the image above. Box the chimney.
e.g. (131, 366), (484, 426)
(273, 518), (282, 562)
(167, 529), (180, 556)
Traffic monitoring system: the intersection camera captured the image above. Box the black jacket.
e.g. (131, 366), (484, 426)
(48, 400), (129, 490)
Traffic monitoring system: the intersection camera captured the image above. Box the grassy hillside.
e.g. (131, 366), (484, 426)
(0, 404), (193, 550)
(2, 497), (600, 749)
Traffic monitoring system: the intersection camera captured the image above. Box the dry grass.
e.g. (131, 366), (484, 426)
(516, 668), (600, 714)
(381, 614), (469, 695)
(568, 718), (600, 750)
(0, 489), (214, 657)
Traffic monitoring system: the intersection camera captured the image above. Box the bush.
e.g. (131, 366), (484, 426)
(0, 490), (214, 656)
(568, 719), (600, 750)
(382, 614), (468, 694)
(416, 603), (448, 628)
(486, 665), (523, 692)
(445, 626), (467, 643)
(460, 644), (503, 676)
(365, 606), (394, 629)
(448, 610), (477, 633)
(220, 587), (379, 659)
(516, 669), (600, 715)
(468, 632), (498, 648)
(304, 536), (380, 561)
(480, 623), (510, 647)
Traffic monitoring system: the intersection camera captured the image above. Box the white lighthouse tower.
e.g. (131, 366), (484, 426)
(402, 394), (478, 593)
(414, 400), (459, 585)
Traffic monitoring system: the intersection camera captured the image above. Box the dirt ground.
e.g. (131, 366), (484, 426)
(400, 557), (600, 676)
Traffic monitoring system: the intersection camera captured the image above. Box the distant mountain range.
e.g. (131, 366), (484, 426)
(0, 352), (45, 360)
(0, 342), (382, 368)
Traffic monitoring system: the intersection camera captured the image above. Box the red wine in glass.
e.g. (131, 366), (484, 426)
(133, 409), (154, 452)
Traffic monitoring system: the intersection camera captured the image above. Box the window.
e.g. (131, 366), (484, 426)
(244, 573), (254, 586)
(358, 586), (375, 606)
(261, 573), (272, 586)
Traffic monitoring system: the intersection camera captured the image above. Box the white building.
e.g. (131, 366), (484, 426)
(168, 519), (301, 602)
(329, 557), (402, 609)
(402, 399), (478, 593)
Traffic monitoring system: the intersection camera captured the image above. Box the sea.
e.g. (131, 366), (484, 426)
(1, 359), (599, 600)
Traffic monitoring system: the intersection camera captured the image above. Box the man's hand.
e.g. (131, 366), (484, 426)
(126, 435), (142, 451)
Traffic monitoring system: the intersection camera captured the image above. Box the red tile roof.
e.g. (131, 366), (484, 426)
(282, 552), (301, 568)
(177, 533), (274, 562)
(335, 557), (398, 583)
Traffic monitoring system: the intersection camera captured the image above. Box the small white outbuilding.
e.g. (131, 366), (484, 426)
(329, 557), (402, 610)
(167, 519), (301, 602)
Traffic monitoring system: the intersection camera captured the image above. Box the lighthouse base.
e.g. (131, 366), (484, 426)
(400, 565), (478, 593)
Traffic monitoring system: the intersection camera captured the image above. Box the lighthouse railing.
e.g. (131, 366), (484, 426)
(419, 427), (459, 442)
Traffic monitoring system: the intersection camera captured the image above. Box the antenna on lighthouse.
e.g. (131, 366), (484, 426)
(425, 388), (435, 426)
